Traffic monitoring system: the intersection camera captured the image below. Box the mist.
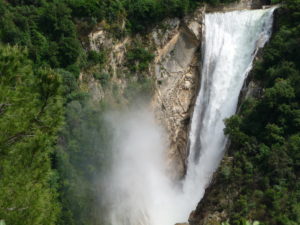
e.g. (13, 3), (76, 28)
(101, 106), (190, 225)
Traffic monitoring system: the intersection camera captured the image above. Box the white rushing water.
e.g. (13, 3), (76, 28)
(105, 7), (276, 225)
(182, 7), (276, 212)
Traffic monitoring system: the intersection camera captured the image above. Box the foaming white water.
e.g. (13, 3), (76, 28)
(104, 8), (276, 225)
(183, 7), (276, 214)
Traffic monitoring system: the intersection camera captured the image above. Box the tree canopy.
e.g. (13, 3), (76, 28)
(0, 45), (64, 225)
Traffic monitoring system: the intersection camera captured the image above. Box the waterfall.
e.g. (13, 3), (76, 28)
(105, 7), (276, 225)
(182, 7), (276, 213)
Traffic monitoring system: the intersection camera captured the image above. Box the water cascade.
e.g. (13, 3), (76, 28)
(105, 7), (276, 225)
(182, 7), (276, 212)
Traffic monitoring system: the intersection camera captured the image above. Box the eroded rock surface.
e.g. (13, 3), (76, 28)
(151, 7), (205, 179)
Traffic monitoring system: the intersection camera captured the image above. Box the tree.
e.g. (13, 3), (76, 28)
(0, 45), (64, 225)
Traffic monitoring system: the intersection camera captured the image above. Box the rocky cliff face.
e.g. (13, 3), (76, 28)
(151, 8), (204, 179)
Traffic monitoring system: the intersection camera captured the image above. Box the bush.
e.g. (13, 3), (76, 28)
(87, 50), (106, 66)
(126, 46), (154, 72)
(59, 37), (81, 67)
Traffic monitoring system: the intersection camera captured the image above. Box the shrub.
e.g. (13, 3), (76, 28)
(87, 50), (106, 66)
(126, 46), (154, 72)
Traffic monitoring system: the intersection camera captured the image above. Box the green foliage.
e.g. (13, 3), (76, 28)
(0, 45), (64, 225)
(126, 46), (154, 72)
(124, 0), (234, 32)
(58, 37), (81, 67)
(56, 100), (113, 225)
(0, 0), (81, 68)
(87, 50), (106, 67)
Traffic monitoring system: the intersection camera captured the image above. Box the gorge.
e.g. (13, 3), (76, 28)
(1, 1), (300, 225)
(105, 6), (276, 225)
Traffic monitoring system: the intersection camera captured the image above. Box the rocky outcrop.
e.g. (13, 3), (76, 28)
(151, 7), (205, 179)
(85, 28), (130, 104)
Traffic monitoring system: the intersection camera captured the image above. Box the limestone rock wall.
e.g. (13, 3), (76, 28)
(151, 8), (205, 179)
